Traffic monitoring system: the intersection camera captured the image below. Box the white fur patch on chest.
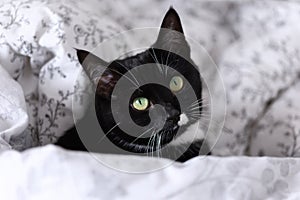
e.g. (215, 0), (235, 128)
(178, 113), (189, 126)
(170, 119), (205, 146)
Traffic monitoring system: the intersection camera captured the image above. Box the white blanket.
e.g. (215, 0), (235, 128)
(0, 145), (299, 200)
(0, 64), (27, 151)
(0, 0), (300, 199)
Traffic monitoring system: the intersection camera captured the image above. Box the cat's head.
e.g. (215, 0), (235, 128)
(76, 8), (203, 159)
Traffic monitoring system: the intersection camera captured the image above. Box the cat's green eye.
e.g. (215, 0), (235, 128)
(132, 97), (149, 111)
(170, 76), (184, 92)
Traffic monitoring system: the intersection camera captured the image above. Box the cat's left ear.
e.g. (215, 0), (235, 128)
(76, 49), (122, 99)
(155, 7), (190, 56)
(76, 49), (109, 86)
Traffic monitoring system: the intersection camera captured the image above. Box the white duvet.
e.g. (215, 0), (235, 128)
(1, 145), (300, 199)
(0, 0), (300, 199)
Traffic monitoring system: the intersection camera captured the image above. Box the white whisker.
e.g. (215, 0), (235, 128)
(158, 134), (162, 157)
(188, 113), (211, 117)
(116, 61), (140, 86)
(110, 68), (139, 89)
(164, 46), (173, 76)
(131, 127), (154, 144)
(189, 104), (211, 111)
(165, 48), (172, 66)
(166, 59), (179, 71)
(150, 48), (164, 74)
(97, 122), (121, 144)
(188, 98), (209, 108)
(152, 133), (157, 157)
(156, 133), (159, 157)
(147, 129), (156, 155)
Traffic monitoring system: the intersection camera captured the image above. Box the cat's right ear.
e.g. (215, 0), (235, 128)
(154, 7), (190, 57)
(76, 49), (109, 86)
(160, 7), (184, 34)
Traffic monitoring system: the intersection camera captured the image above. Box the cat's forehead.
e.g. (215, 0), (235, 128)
(114, 49), (192, 76)
(102, 48), (201, 100)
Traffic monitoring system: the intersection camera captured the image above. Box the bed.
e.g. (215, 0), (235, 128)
(0, 0), (300, 199)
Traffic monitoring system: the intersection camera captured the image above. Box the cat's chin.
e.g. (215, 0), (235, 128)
(118, 121), (206, 162)
(169, 120), (204, 146)
(115, 120), (202, 153)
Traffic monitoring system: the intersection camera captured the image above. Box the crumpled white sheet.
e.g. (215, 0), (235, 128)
(0, 0), (229, 149)
(0, 145), (300, 200)
(0, 64), (27, 151)
(0, 0), (299, 156)
(0, 1), (300, 199)
(216, 0), (300, 156)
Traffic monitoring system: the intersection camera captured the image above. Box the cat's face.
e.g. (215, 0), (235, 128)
(77, 8), (203, 158)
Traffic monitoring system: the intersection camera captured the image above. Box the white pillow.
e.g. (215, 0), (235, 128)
(0, 64), (28, 151)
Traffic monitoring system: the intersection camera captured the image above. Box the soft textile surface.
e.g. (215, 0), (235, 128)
(218, 1), (300, 156)
(1, 1), (300, 199)
(0, 64), (27, 151)
(0, 145), (300, 199)
(0, 0), (299, 156)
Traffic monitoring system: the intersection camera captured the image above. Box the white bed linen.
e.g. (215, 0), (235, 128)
(0, 1), (300, 199)
(0, 0), (299, 156)
(0, 145), (299, 200)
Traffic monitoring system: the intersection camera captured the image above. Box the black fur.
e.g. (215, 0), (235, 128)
(56, 8), (209, 162)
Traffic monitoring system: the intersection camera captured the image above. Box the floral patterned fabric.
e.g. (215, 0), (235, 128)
(0, 64), (27, 151)
(0, 0), (129, 149)
(1, 0), (300, 199)
(0, 0), (300, 153)
(216, 1), (300, 156)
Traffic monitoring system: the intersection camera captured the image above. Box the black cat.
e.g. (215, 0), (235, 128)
(56, 8), (210, 162)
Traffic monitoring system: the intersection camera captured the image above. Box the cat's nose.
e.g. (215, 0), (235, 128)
(167, 115), (180, 124)
(165, 103), (180, 122)
(167, 110), (180, 119)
